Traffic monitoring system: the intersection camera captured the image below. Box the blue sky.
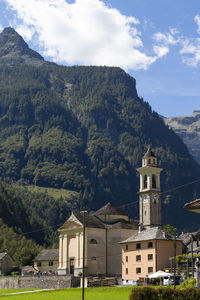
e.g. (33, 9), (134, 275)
(0, 0), (200, 117)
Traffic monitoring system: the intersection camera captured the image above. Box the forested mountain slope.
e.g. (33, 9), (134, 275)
(0, 26), (200, 252)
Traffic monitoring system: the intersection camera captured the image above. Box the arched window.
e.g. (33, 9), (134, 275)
(89, 238), (98, 244)
(144, 175), (147, 189)
(152, 175), (156, 188)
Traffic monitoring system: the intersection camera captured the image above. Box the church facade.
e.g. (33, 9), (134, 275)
(121, 146), (182, 282)
(57, 203), (138, 277)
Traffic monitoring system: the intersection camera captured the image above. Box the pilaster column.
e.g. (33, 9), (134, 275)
(59, 235), (63, 268)
(63, 234), (68, 271)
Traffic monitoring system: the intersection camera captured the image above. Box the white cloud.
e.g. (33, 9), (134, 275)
(15, 24), (35, 41)
(180, 38), (200, 67)
(0, 23), (3, 33)
(194, 15), (200, 35)
(178, 16), (200, 67)
(153, 45), (169, 57)
(153, 30), (178, 45)
(5, 0), (164, 71)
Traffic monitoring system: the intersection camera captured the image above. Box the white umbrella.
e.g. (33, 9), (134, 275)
(148, 270), (172, 278)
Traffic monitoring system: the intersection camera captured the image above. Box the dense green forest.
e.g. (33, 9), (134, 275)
(0, 28), (200, 263)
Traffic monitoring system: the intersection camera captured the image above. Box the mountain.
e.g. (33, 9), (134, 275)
(164, 111), (200, 164)
(0, 27), (44, 66)
(0, 26), (200, 253)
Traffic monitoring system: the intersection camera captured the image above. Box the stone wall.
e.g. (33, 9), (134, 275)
(0, 275), (71, 289)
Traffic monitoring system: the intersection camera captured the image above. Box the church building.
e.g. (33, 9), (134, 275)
(57, 202), (138, 277)
(121, 146), (182, 283)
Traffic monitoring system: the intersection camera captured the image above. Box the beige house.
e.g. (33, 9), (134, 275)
(33, 249), (59, 274)
(121, 146), (183, 283)
(121, 227), (182, 282)
(57, 203), (138, 276)
(0, 252), (13, 275)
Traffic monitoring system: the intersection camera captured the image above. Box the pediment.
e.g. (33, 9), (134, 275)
(58, 213), (83, 231)
(64, 220), (82, 230)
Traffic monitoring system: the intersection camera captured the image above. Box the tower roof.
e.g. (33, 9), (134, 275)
(143, 145), (156, 158)
(94, 202), (127, 216)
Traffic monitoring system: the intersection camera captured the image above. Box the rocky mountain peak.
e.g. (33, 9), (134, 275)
(164, 111), (200, 164)
(0, 27), (44, 65)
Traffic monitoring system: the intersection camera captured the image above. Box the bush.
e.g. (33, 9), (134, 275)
(178, 277), (196, 288)
(11, 271), (20, 276)
(129, 287), (200, 300)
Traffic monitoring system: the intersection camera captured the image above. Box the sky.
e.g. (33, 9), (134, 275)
(0, 0), (200, 117)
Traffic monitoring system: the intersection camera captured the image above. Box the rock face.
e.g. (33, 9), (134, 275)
(0, 27), (44, 65)
(164, 111), (200, 164)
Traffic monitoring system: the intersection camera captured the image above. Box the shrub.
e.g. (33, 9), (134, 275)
(11, 271), (20, 276)
(129, 287), (200, 300)
(178, 277), (196, 288)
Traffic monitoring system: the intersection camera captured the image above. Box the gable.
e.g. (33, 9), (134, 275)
(58, 213), (83, 232)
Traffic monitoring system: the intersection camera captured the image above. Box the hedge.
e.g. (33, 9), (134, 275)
(129, 287), (200, 300)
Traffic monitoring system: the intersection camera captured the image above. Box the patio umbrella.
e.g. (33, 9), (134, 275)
(148, 270), (172, 278)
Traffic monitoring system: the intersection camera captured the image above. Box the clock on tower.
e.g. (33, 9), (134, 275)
(137, 145), (163, 228)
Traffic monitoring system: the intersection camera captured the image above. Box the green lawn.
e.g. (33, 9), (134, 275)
(0, 287), (133, 300)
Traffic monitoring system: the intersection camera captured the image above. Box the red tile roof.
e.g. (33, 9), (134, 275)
(184, 199), (200, 210)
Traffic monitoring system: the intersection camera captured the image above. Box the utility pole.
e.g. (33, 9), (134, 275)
(81, 211), (87, 300)
(191, 235), (194, 277)
(173, 234), (176, 289)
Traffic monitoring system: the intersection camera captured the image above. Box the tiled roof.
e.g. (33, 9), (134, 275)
(184, 199), (200, 210)
(58, 203), (137, 231)
(94, 202), (127, 216)
(74, 213), (106, 229)
(121, 227), (181, 243)
(179, 231), (199, 246)
(75, 213), (138, 230)
(33, 249), (59, 261)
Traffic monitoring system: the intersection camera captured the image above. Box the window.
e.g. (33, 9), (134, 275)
(148, 159), (151, 164)
(49, 261), (53, 266)
(90, 238), (97, 244)
(125, 244), (128, 251)
(136, 243), (141, 249)
(136, 255), (141, 261)
(153, 159), (156, 164)
(148, 242), (153, 248)
(148, 267), (153, 273)
(144, 175), (147, 189)
(136, 267), (141, 274)
(126, 256), (128, 262)
(148, 254), (153, 261)
(126, 268), (128, 274)
(152, 175), (156, 188)
(37, 262), (41, 267)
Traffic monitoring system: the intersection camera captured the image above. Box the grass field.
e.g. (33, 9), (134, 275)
(25, 185), (78, 199)
(0, 287), (133, 300)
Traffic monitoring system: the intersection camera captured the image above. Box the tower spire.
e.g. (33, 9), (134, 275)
(137, 146), (163, 228)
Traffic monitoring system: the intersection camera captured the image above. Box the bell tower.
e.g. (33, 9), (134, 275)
(137, 145), (163, 228)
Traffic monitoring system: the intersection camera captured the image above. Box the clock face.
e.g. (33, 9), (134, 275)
(142, 194), (148, 203)
(152, 193), (159, 201)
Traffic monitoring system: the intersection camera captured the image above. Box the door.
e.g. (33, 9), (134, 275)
(70, 258), (75, 275)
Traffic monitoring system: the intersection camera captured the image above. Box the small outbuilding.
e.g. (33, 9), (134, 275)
(0, 251), (13, 275)
(33, 249), (59, 274)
